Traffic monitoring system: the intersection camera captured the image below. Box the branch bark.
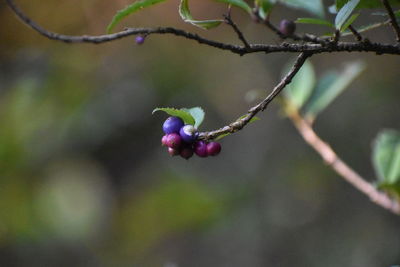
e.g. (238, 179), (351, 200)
(288, 110), (400, 215)
(381, 0), (400, 42)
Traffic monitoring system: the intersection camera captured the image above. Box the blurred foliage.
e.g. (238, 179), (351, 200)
(0, 0), (400, 266)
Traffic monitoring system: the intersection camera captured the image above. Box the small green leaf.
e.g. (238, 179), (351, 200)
(335, 0), (360, 30)
(284, 59), (316, 110)
(279, 0), (325, 18)
(296, 18), (334, 28)
(179, 0), (223, 29)
(152, 107), (195, 125)
(254, 0), (274, 20)
(340, 13), (359, 31)
(373, 129), (400, 185)
(303, 61), (365, 120)
(215, 116), (260, 140)
(215, 0), (252, 13)
(182, 107), (205, 128)
(107, 0), (166, 33)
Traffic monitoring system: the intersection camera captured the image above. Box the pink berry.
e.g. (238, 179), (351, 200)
(194, 141), (208, 157)
(168, 147), (180, 156)
(161, 135), (168, 146)
(207, 142), (221, 156)
(166, 133), (182, 149)
(180, 146), (194, 160)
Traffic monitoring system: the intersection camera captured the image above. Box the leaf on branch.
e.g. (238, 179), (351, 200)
(181, 107), (205, 128)
(179, 0), (223, 29)
(335, 0), (360, 30)
(107, 0), (167, 33)
(214, 0), (252, 13)
(339, 13), (359, 31)
(283, 59), (316, 110)
(303, 61), (365, 121)
(278, 0), (325, 18)
(373, 129), (400, 188)
(152, 107), (195, 125)
(254, 0), (274, 20)
(295, 18), (334, 28)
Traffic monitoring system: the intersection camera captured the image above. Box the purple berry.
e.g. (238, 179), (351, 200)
(165, 133), (182, 149)
(168, 147), (180, 156)
(163, 116), (184, 134)
(179, 125), (198, 143)
(180, 146), (194, 160)
(194, 141), (208, 157)
(135, 35), (145, 45)
(207, 142), (221, 156)
(279, 19), (296, 36)
(161, 135), (168, 146)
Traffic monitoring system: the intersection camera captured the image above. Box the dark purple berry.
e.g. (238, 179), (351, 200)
(279, 19), (296, 36)
(161, 135), (168, 146)
(168, 147), (180, 156)
(165, 133), (182, 149)
(194, 141), (208, 157)
(207, 142), (221, 156)
(135, 35), (145, 45)
(163, 116), (184, 134)
(180, 146), (194, 160)
(179, 125), (197, 143)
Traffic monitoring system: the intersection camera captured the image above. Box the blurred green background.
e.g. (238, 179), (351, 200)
(0, 0), (400, 266)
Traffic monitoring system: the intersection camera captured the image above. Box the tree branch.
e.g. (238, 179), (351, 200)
(381, 0), (400, 42)
(223, 13), (251, 49)
(288, 110), (400, 215)
(198, 52), (311, 140)
(6, 0), (400, 56)
(348, 25), (363, 42)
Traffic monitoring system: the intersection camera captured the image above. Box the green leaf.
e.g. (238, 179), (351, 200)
(181, 107), (205, 128)
(278, 0), (325, 18)
(340, 13), (359, 31)
(215, 116), (260, 140)
(255, 0), (275, 20)
(107, 0), (166, 33)
(373, 129), (400, 185)
(335, 0), (360, 30)
(179, 0), (223, 29)
(336, 0), (400, 9)
(303, 61), (365, 120)
(295, 18), (334, 28)
(152, 107), (195, 125)
(215, 0), (252, 13)
(284, 60), (316, 110)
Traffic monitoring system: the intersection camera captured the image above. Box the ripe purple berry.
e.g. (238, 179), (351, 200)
(194, 141), (208, 157)
(165, 133), (182, 149)
(207, 142), (221, 156)
(279, 19), (296, 36)
(135, 35), (145, 45)
(180, 146), (194, 160)
(179, 125), (198, 143)
(163, 116), (184, 134)
(168, 147), (180, 156)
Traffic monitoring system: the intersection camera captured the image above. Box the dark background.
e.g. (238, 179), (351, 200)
(0, 0), (399, 266)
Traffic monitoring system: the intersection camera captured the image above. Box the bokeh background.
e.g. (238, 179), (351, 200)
(1, 0), (400, 266)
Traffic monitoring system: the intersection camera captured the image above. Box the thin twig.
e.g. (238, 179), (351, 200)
(198, 52), (311, 140)
(381, 0), (400, 42)
(288, 111), (400, 215)
(5, 0), (400, 56)
(223, 13), (251, 49)
(348, 25), (363, 42)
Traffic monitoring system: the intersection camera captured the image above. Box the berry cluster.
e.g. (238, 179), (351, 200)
(161, 116), (221, 159)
